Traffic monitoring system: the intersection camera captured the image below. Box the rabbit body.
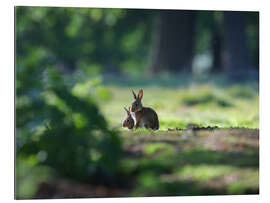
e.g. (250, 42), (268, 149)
(131, 89), (159, 130)
(133, 107), (159, 130)
(122, 107), (135, 129)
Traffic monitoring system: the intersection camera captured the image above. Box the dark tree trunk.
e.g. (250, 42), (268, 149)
(222, 11), (253, 77)
(212, 29), (222, 72)
(151, 10), (196, 74)
(211, 14), (223, 73)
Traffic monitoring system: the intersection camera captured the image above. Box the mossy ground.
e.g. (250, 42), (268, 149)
(100, 75), (258, 130)
(29, 75), (259, 198)
(119, 128), (259, 196)
(99, 75), (259, 196)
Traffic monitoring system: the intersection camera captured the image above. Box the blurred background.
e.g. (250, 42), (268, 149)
(16, 7), (259, 199)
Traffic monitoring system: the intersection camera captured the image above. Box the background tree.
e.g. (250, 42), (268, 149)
(16, 7), (258, 77)
(222, 11), (253, 77)
(151, 10), (196, 74)
(210, 12), (223, 73)
(15, 7), (259, 199)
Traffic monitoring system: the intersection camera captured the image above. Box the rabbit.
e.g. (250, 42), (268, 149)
(130, 89), (159, 130)
(122, 107), (135, 130)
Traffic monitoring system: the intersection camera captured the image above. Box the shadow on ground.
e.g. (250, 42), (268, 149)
(31, 128), (259, 198)
(120, 128), (259, 196)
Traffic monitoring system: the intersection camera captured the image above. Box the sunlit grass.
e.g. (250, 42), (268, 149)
(118, 127), (259, 196)
(16, 73), (258, 198)
(143, 142), (176, 156)
(177, 164), (235, 181)
(16, 156), (52, 199)
(98, 78), (258, 130)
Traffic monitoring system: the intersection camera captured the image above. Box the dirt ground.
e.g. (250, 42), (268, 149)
(33, 128), (259, 199)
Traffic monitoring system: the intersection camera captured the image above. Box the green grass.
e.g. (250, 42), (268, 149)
(64, 74), (259, 197)
(119, 128), (259, 196)
(21, 74), (258, 198)
(95, 76), (258, 130)
(178, 165), (236, 181)
(99, 75), (259, 195)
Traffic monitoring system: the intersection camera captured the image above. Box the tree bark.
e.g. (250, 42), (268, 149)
(222, 11), (252, 76)
(211, 13), (223, 73)
(151, 10), (196, 74)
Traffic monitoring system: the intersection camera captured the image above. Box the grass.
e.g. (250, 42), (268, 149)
(96, 74), (258, 130)
(23, 73), (259, 198)
(119, 128), (259, 196)
(97, 74), (259, 196)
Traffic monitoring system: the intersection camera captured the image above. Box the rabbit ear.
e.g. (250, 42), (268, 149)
(125, 107), (131, 115)
(128, 106), (131, 112)
(138, 89), (143, 100)
(132, 90), (137, 99)
(124, 107), (129, 115)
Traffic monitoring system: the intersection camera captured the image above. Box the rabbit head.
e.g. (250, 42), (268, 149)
(122, 107), (134, 129)
(131, 89), (143, 113)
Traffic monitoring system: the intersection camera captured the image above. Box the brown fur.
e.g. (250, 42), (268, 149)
(122, 107), (135, 129)
(134, 107), (159, 129)
(131, 89), (159, 130)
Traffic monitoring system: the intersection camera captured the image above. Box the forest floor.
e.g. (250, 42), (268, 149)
(31, 75), (259, 198)
(34, 128), (259, 198)
(119, 127), (259, 197)
(99, 74), (259, 130)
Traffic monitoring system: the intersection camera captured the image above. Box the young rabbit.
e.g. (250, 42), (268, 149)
(122, 107), (135, 130)
(131, 89), (159, 130)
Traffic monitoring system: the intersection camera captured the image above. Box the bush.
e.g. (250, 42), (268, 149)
(16, 64), (122, 198)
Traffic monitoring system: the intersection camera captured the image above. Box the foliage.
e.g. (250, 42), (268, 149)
(15, 6), (259, 199)
(16, 63), (122, 198)
(16, 7), (259, 75)
(16, 7), (154, 75)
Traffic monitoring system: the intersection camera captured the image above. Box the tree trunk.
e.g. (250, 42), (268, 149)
(211, 13), (223, 73)
(222, 11), (252, 77)
(212, 28), (222, 73)
(151, 10), (196, 74)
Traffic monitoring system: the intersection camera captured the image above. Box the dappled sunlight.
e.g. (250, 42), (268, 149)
(100, 76), (258, 130)
(16, 6), (258, 199)
(119, 128), (259, 196)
